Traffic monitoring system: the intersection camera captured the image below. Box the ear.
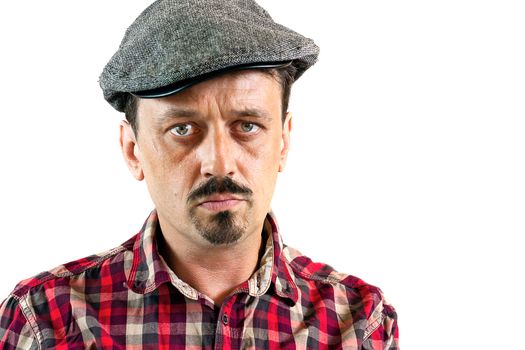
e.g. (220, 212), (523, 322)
(278, 112), (292, 172)
(120, 120), (144, 181)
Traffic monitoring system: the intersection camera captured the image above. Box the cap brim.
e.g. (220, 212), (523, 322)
(132, 60), (293, 99)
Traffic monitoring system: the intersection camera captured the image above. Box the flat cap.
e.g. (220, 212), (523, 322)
(99, 0), (319, 112)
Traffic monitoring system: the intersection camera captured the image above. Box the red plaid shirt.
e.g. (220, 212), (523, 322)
(0, 211), (398, 349)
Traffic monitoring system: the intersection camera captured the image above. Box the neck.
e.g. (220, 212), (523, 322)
(158, 220), (265, 306)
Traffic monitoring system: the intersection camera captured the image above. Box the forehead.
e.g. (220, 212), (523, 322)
(136, 70), (282, 120)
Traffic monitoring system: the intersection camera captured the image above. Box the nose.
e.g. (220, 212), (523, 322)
(197, 127), (237, 178)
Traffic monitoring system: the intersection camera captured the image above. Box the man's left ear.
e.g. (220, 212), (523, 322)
(279, 112), (292, 172)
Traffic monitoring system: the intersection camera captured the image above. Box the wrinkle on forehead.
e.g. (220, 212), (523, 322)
(145, 70), (281, 124)
(157, 106), (273, 123)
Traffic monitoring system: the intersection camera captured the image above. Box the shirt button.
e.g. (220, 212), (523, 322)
(222, 314), (229, 326)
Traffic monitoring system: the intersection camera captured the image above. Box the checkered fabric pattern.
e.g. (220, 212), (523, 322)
(0, 211), (398, 349)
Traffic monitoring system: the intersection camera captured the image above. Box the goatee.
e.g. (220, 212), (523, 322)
(192, 210), (246, 245)
(187, 176), (253, 245)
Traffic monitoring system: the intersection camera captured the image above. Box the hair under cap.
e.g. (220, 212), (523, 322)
(99, 0), (319, 112)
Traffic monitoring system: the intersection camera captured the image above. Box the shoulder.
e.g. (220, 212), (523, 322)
(282, 244), (398, 343)
(283, 243), (387, 295)
(0, 235), (136, 348)
(7, 234), (137, 301)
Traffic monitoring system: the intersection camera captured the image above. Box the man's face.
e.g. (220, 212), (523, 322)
(120, 70), (291, 247)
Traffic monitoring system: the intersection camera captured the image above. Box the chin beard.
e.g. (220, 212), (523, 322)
(191, 210), (247, 245)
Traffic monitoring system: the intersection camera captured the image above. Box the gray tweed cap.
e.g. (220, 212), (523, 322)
(99, 0), (320, 112)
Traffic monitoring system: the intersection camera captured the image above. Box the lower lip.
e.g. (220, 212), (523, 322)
(199, 199), (243, 211)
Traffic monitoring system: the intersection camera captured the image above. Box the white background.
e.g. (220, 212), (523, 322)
(1, 1), (524, 349)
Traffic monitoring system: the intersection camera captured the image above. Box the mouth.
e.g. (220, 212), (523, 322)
(197, 195), (245, 212)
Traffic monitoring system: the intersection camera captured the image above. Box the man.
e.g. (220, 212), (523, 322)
(0, 0), (398, 348)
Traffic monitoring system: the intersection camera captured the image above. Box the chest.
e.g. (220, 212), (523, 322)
(36, 287), (363, 349)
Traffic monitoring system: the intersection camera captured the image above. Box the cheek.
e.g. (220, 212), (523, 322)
(240, 135), (280, 171)
(239, 138), (281, 198)
(140, 141), (198, 206)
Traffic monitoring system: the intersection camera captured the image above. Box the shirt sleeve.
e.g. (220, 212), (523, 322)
(362, 297), (399, 350)
(0, 296), (39, 350)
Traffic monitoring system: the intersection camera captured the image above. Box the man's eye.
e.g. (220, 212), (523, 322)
(170, 124), (194, 136)
(239, 122), (260, 133)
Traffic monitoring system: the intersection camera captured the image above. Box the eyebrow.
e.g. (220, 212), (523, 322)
(157, 107), (199, 121)
(157, 106), (273, 122)
(231, 108), (273, 122)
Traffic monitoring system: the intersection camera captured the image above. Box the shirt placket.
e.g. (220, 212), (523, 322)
(213, 290), (248, 350)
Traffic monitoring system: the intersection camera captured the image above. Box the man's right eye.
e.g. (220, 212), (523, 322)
(170, 124), (194, 136)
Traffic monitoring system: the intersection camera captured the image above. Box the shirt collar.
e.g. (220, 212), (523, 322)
(125, 210), (298, 304)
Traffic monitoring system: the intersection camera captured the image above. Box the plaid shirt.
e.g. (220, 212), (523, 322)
(0, 211), (398, 349)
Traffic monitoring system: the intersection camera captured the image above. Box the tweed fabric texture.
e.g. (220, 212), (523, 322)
(0, 211), (398, 349)
(99, 0), (320, 112)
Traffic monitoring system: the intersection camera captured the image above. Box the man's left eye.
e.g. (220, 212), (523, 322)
(239, 122), (260, 133)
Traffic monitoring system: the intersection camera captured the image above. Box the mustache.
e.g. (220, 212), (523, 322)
(187, 177), (253, 203)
